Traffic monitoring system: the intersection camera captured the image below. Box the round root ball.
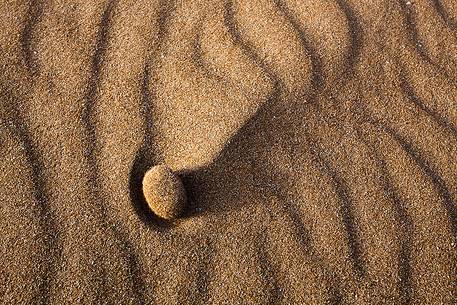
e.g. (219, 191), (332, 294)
(142, 164), (187, 220)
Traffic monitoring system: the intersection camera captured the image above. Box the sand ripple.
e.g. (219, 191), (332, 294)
(1, 0), (456, 303)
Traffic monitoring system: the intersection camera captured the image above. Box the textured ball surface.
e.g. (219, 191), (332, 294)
(142, 164), (187, 220)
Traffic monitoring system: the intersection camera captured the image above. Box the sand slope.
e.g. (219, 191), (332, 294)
(1, 0), (456, 303)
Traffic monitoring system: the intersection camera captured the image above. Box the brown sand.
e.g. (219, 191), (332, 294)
(1, 0), (456, 303)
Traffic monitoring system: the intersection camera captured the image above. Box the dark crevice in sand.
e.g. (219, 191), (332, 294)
(334, 0), (363, 86)
(142, 0), (176, 143)
(281, 201), (343, 301)
(257, 170), (343, 302)
(81, 0), (117, 299)
(397, 0), (457, 84)
(399, 72), (457, 136)
(305, 138), (366, 278)
(191, 240), (213, 304)
(431, 0), (457, 33)
(356, 127), (413, 303)
(82, 0), (116, 164)
(116, 236), (146, 304)
(81, 1), (146, 302)
(257, 234), (284, 304)
(320, 168), (365, 278)
(329, 290), (344, 305)
(20, 0), (42, 76)
(194, 262), (211, 304)
(273, 0), (325, 95)
(129, 0), (178, 230)
(219, 0), (289, 152)
(386, 128), (457, 237)
(377, 156), (413, 304)
(357, 105), (456, 236)
(397, 0), (435, 62)
(224, 0), (280, 94)
(4, 104), (61, 305)
(192, 18), (225, 83)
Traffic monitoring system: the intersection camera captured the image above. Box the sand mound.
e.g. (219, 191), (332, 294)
(1, 0), (456, 303)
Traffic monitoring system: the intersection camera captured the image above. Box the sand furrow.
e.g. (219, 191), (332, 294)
(80, 1), (147, 301)
(256, 234), (284, 304)
(306, 145), (365, 279)
(187, 240), (213, 304)
(273, 0), (324, 96)
(369, 126), (456, 303)
(388, 130), (456, 236)
(208, 236), (271, 303)
(432, 0), (457, 33)
(399, 73), (457, 136)
(280, 0), (349, 92)
(409, 0), (457, 77)
(395, 0), (457, 84)
(231, 0), (313, 102)
(332, 0), (363, 92)
(355, 125), (414, 303)
(14, 1), (143, 302)
(200, 4), (273, 101)
(20, 0), (42, 76)
(355, 52), (457, 204)
(264, 198), (336, 303)
(1, 105), (60, 304)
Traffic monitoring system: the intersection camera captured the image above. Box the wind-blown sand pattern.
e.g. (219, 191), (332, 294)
(1, 0), (456, 303)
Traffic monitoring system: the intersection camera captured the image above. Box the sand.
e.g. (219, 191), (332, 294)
(1, 0), (456, 303)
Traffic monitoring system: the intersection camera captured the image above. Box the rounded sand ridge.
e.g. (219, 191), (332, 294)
(142, 164), (187, 220)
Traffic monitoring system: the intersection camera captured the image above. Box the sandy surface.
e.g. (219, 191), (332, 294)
(1, 0), (456, 303)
